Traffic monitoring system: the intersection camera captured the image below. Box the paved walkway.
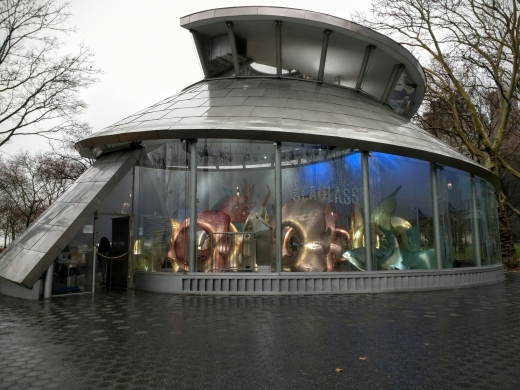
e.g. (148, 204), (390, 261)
(1, 273), (520, 390)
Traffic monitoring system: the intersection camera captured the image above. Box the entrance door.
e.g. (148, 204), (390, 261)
(108, 217), (130, 288)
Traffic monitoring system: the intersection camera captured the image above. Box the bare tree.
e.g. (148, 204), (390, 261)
(0, 0), (100, 147)
(354, 0), (520, 267)
(0, 151), (83, 232)
(0, 190), (25, 246)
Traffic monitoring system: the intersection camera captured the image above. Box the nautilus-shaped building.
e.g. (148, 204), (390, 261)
(0, 7), (504, 299)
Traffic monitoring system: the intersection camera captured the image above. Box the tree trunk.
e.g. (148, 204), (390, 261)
(498, 192), (519, 268)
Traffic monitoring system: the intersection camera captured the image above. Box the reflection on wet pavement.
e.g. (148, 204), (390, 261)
(1, 273), (520, 389)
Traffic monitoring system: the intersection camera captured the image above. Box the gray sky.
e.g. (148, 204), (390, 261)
(1, 0), (371, 155)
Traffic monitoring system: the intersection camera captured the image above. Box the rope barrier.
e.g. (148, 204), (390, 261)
(96, 251), (129, 259)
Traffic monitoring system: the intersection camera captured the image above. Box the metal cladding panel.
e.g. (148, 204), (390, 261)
(76, 78), (498, 188)
(226, 88), (266, 97)
(0, 245), (23, 276)
(196, 89), (232, 98)
(0, 150), (138, 288)
(172, 98), (209, 108)
(251, 106), (302, 120)
(49, 202), (91, 227)
(20, 224), (52, 250)
(1, 249), (43, 283)
(136, 110), (170, 121)
(163, 107), (210, 118)
(202, 97), (248, 106)
(205, 106), (255, 117)
(244, 97), (288, 107)
(30, 225), (70, 253)
(180, 7), (425, 102)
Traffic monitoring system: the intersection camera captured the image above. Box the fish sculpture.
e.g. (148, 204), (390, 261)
(173, 211), (231, 272)
(342, 230), (404, 271)
(324, 203), (350, 271)
(167, 219), (182, 271)
(401, 227), (436, 269)
(351, 186), (412, 250)
(341, 247), (367, 271)
(281, 199), (329, 272)
(220, 185), (254, 224)
(402, 249), (436, 269)
(373, 185), (401, 230)
(376, 230), (404, 270)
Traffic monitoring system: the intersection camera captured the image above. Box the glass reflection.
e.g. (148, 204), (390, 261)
(281, 144), (362, 272)
(478, 179), (501, 264)
(438, 168), (475, 267)
(132, 139), (502, 275)
(388, 69), (417, 117)
(194, 140), (275, 272)
(366, 153), (435, 270)
(136, 142), (189, 273)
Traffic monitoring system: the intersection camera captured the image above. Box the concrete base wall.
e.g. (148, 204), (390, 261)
(135, 264), (504, 295)
(0, 277), (42, 300)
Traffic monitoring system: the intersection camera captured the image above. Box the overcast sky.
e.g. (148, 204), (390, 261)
(1, 0), (371, 156)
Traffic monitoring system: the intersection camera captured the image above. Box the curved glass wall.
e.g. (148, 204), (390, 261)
(280, 144), (363, 272)
(438, 167), (476, 267)
(134, 139), (501, 274)
(135, 142), (189, 273)
(195, 140), (275, 272)
(477, 178), (501, 265)
(368, 153), (435, 271)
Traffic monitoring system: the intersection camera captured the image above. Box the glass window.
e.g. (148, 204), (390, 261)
(438, 168), (476, 267)
(369, 153), (435, 270)
(479, 180), (501, 264)
(280, 144), (363, 272)
(195, 140), (275, 272)
(136, 141), (189, 273)
(53, 216), (95, 295)
(388, 68), (417, 117)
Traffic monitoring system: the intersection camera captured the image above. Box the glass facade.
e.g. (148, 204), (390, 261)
(52, 217), (95, 295)
(438, 168), (476, 267)
(136, 142), (189, 273)
(280, 144), (362, 272)
(368, 153), (434, 270)
(477, 178), (502, 265)
(195, 140), (275, 272)
(131, 140), (501, 274)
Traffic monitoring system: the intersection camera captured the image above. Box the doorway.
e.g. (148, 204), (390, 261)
(95, 214), (131, 290)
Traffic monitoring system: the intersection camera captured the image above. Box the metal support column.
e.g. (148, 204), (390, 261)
(275, 142), (282, 273)
(430, 163), (443, 269)
(43, 263), (53, 299)
(470, 174), (482, 266)
(356, 45), (375, 90)
(361, 152), (372, 272)
(92, 211), (98, 293)
(127, 165), (137, 289)
(275, 21), (283, 76)
(317, 30), (331, 81)
(381, 64), (405, 103)
(190, 30), (210, 78)
(226, 22), (241, 76)
(189, 141), (198, 272)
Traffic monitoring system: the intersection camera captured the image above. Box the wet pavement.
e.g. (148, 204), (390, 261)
(1, 272), (520, 390)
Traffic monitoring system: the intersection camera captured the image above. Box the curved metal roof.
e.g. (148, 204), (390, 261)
(76, 78), (499, 188)
(180, 6), (426, 118)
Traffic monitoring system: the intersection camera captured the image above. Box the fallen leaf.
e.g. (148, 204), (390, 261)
(335, 367), (343, 372)
(359, 357), (367, 360)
